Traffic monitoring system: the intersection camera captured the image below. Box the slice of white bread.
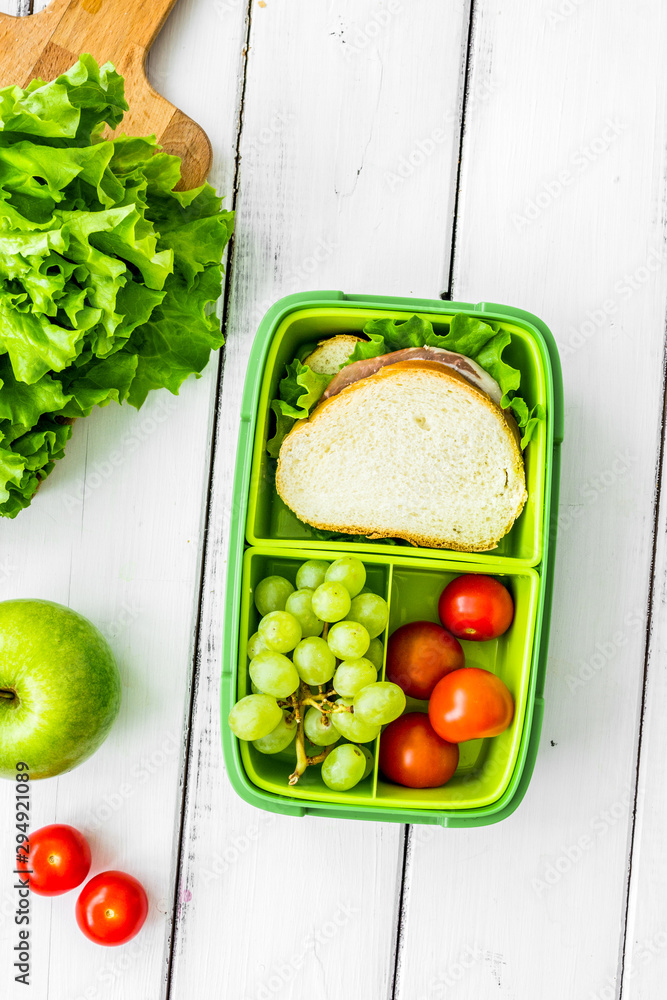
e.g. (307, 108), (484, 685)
(303, 335), (363, 375)
(276, 361), (527, 551)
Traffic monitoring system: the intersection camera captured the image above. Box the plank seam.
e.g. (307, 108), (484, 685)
(389, 825), (413, 1000)
(617, 326), (667, 999)
(162, 2), (254, 995)
(441, 0), (476, 301)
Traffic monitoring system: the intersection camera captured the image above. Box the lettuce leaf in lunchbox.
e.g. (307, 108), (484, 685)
(0, 55), (233, 517)
(267, 313), (543, 455)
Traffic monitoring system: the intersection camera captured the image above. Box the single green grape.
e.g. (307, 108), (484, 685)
(359, 745), (374, 780)
(249, 651), (300, 698)
(353, 681), (406, 726)
(293, 636), (336, 685)
(254, 575), (295, 616)
(252, 710), (297, 754)
(330, 698), (381, 743)
(247, 632), (269, 659)
(325, 556), (366, 598)
(311, 581), (351, 622)
(296, 559), (330, 590)
(345, 592), (389, 640)
(333, 657), (377, 698)
(321, 743), (366, 791)
(228, 694), (282, 741)
(258, 611), (302, 653)
(304, 707), (340, 747)
(366, 637), (384, 671)
(285, 588), (324, 637)
(327, 620), (370, 660)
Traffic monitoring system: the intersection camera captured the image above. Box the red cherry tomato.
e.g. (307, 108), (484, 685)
(379, 712), (459, 788)
(438, 574), (514, 641)
(76, 871), (148, 946)
(17, 824), (91, 897)
(386, 621), (465, 699)
(429, 667), (514, 743)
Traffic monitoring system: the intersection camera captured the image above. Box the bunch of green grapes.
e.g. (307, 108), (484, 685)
(228, 556), (406, 790)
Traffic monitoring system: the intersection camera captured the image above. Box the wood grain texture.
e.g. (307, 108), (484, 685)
(621, 354), (667, 985)
(166, 2), (471, 998)
(0, 0), (211, 188)
(622, 445), (667, 999)
(396, 2), (667, 999)
(0, 2), (242, 999)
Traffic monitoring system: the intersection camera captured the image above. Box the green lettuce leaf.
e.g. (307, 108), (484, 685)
(0, 355), (70, 426)
(0, 416), (72, 516)
(0, 55), (233, 517)
(275, 360), (332, 420)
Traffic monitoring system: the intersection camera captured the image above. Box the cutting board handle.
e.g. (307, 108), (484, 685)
(28, 0), (179, 56)
(0, 0), (212, 188)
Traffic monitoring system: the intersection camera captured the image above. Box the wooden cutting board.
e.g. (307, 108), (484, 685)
(0, 0), (212, 189)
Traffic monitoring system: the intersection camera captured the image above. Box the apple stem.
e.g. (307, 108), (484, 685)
(0, 689), (16, 700)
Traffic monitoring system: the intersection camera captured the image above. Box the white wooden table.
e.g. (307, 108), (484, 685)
(1, 1), (666, 997)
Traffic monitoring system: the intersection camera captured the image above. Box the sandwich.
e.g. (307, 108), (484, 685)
(270, 315), (542, 552)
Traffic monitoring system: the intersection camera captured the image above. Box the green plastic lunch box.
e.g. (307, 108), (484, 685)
(221, 292), (563, 826)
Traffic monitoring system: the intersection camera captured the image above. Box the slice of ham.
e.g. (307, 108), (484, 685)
(320, 346), (504, 408)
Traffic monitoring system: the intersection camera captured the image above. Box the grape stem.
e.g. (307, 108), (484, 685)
(288, 682), (349, 785)
(304, 744), (335, 767)
(288, 687), (309, 785)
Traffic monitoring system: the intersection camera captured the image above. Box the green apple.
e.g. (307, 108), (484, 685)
(0, 600), (121, 780)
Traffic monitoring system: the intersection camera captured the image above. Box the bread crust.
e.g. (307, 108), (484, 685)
(276, 362), (527, 551)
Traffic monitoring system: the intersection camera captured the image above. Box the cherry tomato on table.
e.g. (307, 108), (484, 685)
(428, 667), (514, 743)
(76, 871), (148, 946)
(379, 712), (459, 788)
(438, 574), (514, 641)
(386, 620), (464, 699)
(17, 824), (91, 896)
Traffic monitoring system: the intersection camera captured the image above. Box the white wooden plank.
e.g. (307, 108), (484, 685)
(621, 456), (667, 998)
(396, 2), (667, 998)
(621, 376), (667, 978)
(0, 3), (22, 18)
(0, 2), (247, 998)
(167, 2), (471, 998)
